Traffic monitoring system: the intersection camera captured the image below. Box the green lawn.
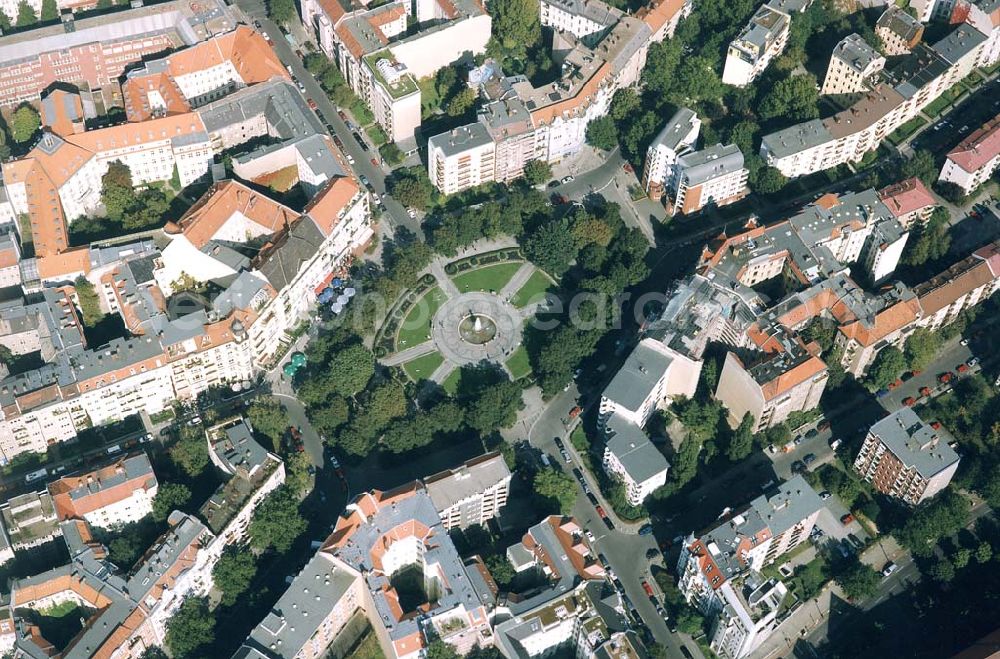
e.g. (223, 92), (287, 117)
(346, 629), (386, 659)
(887, 116), (927, 146)
(397, 287), (448, 348)
(510, 269), (553, 307)
(442, 368), (462, 395)
(451, 263), (523, 294)
(505, 346), (532, 380)
(402, 351), (444, 381)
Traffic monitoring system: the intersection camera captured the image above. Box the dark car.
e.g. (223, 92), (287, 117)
(680, 646), (694, 659)
(573, 467), (585, 483)
(598, 552), (610, 568)
(806, 428), (819, 438)
(645, 547), (660, 560)
(791, 460), (807, 473)
(603, 516), (615, 530)
(553, 437), (565, 450)
(638, 523), (654, 536)
(803, 453), (816, 465)
(587, 492), (599, 505)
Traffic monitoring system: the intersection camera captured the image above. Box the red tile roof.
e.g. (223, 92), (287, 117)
(879, 177), (936, 217)
(947, 112), (1000, 173)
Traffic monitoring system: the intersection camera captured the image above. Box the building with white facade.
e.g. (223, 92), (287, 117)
(642, 107), (701, 198)
(761, 24), (988, 178)
(236, 485), (493, 659)
(939, 112), (1000, 196)
(853, 407), (960, 505)
(878, 177), (937, 229)
(426, 0), (692, 193)
(876, 7), (923, 56)
(201, 418), (286, 561)
(710, 576), (788, 659)
(722, 4), (792, 87)
(670, 144), (749, 215)
(0, 0), (238, 109)
(912, 240), (1000, 332)
(601, 413), (669, 504)
(821, 33), (886, 95)
(422, 452), (511, 531)
(47, 454), (158, 529)
(0, 491), (60, 551)
(9, 511), (215, 658)
(676, 476), (824, 612)
(428, 124), (498, 195)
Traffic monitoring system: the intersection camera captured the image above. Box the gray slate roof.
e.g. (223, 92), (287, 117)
(602, 340), (672, 413)
(603, 413), (669, 485)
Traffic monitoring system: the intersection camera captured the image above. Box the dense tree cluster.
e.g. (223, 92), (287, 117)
(903, 207), (952, 267)
(165, 598), (215, 658)
(249, 485), (307, 553)
(169, 425), (210, 477)
(534, 467), (578, 514)
(246, 399), (290, 452)
(152, 482), (191, 522)
(99, 161), (172, 231)
(212, 548), (258, 607)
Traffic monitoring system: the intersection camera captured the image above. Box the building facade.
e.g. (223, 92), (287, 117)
(939, 112), (1000, 195)
(422, 452), (512, 531)
(853, 408), (960, 505)
(820, 33), (885, 95)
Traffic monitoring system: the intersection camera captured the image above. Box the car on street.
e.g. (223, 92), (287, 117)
(803, 453), (816, 465)
(596, 505), (607, 518)
(622, 163), (633, 173)
(920, 386), (932, 397)
(573, 467), (585, 482)
(346, 153), (355, 164)
(307, 98), (317, 110)
(587, 492), (599, 505)
(903, 396), (916, 407)
(598, 552), (610, 568)
(560, 448), (571, 462)
(646, 547), (660, 560)
(882, 562), (898, 577)
(820, 490), (832, 500)
(841, 513), (855, 525)
(603, 516), (615, 530)
(585, 529), (595, 542)
(638, 523), (654, 536)
(554, 437), (565, 450)
(679, 646), (694, 659)
(561, 175), (574, 184)
(642, 580), (654, 596)
(338, 110), (348, 122)
(791, 460), (806, 474)
(371, 157), (380, 167)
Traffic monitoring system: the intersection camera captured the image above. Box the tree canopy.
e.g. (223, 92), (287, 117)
(866, 346), (907, 391)
(152, 482), (191, 522)
(904, 328), (942, 372)
(523, 159), (552, 185)
(534, 468), (578, 514)
(266, 0), (295, 24)
(213, 548), (258, 606)
(169, 425), (210, 477)
(835, 560), (880, 601)
(14, 0), (36, 27)
(246, 399), (289, 451)
(165, 597), (215, 658)
(10, 104), (39, 143)
(249, 485), (307, 553)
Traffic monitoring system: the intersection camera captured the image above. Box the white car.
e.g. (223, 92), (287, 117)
(585, 529), (595, 542)
(346, 154), (355, 164)
(882, 562), (898, 577)
(407, 208), (417, 219)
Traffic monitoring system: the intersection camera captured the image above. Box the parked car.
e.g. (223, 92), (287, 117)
(596, 505), (607, 518)
(938, 372), (954, 384)
(969, 357), (980, 367)
(957, 363), (970, 373)
(307, 98), (317, 110)
(805, 428), (819, 438)
(818, 420), (831, 431)
(561, 175), (574, 184)
(902, 397), (916, 407)
(645, 547), (660, 560)
(791, 460), (807, 474)
(638, 524), (654, 536)
(882, 562), (898, 577)
(829, 438), (842, 451)
(820, 490), (831, 500)
(24, 468), (48, 484)
(920, 386), (932, 397)
(585, 529), (595, 542)
(803, 453), (816, 465)
(622, 163), (634, 173)
(642, 581), (654, 597)
(841, 513), (855, 525)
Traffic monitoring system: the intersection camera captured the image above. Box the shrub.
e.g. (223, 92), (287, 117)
(374, 346), (387, 358)
(470, 256), (479, 265)
(444, 263), (457, 274)
(422, 273), (436, 285)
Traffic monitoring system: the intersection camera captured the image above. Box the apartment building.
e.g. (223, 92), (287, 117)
(966, 0), (1000, 68)
(602, 413), (670, 504)
(426, 0), (691, 193)
(201, 419), (286, 559)
(876, 7), (923, 56)
(427, 124), (497, 195)
(642, 107), (701, 198)
(854, 408), (960, 505)
(237, 485), (492, 659)
(494, 581), (628, 657)
(0, 173), (369, 464)
(821, 34), (886, 95)
(599, 338), (688, 428)
(939, 112), (1000, 195)
(541, 0), (624, 42)
(722, 4), (792, 87)
(302, 0), (489, 146)
(878, 177), (937, 228)
(912, 240), (1000, 331)
(10, 511), (215, 658)
(0, 0), (237, 109)
(504, 515), (606, 612)
(710, 576), (789, 659)
(762, 24), (988, 178)
(676, 476), (824, 611)
(670, 144), (749, 215)
(715, 329), (829, 432)
(861, 217), (910, 284)
(47, 454), (158, 529)
(122, 26), (290, 121)
(0, 491), (60, 551)
(422, 452), (511, 530)
(2, 116), (214, 259)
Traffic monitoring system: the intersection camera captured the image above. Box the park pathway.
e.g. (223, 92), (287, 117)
(381, 340), (435, 366)
(429, 261), (460, 297)
(499, 262), (535, 299)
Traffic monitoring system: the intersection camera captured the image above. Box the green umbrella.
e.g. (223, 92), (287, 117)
(291, 352), (307, 367)
(283, 362), (297, 377)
